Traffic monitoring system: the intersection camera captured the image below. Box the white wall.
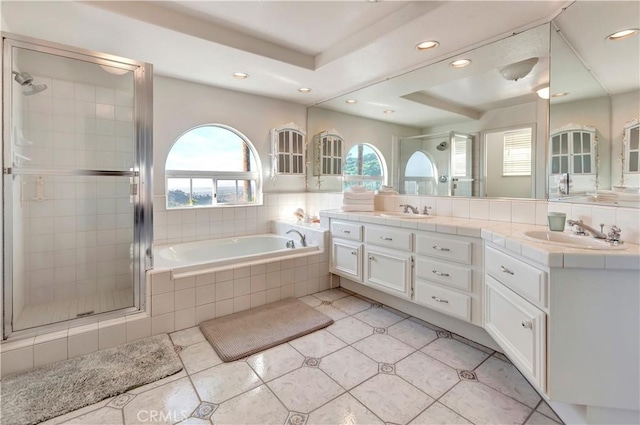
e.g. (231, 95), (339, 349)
(153, 75), (308, 198)
(425, 100), (544, 198)
(612, 90), (640, 188)
(306, 107), (422, 192)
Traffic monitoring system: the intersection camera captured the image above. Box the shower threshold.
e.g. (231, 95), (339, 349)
(14, 288), (133, 331)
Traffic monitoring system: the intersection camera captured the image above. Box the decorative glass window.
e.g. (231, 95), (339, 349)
(404, 151), (437, 195)
(503, 127), (532, 176)
(549, 125), (596, 175)
(624, 120), (639, 173)
(271, 123), (306, 175)
(313, 130), (344, 176)
(343, 143), (385, 191)
(165, 124), (261, 208)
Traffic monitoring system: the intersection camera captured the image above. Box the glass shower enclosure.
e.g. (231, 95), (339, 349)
(2, 34), (152, 337)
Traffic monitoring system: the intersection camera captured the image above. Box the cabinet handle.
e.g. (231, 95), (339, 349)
(380, 236), (393, 241)
(431, 296), (449, 304)
(521, 320), (532, 329)
(342, 230), (351, 234)
(432, 245), (450, 252)
(368, 255), (375, 261)
(432, 270), (450, 277)
(350, 251), (357, 255)
(500, 265), (515, 275)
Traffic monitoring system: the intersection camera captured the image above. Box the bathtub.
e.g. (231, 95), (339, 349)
(154, 233), (319, 274)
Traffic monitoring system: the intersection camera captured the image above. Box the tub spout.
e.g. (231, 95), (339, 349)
(286, 229), (307, 247)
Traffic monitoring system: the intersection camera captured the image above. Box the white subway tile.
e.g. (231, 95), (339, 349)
(1, 346), (34, 377)
(250, 291), (266, 308)
(68, 324), (99, 358)
(175, 308), (196, 331)
(98, 318), (126, 350)
(126, 315), (151, 342)
(469, 199), (490, 220)
(152, 292), (175, 316)
(233, 295), (251, 313)
(151, 312), (175, 335)
(489, 200), (511, 222)
(215, 299), (233, 318)
(175, 288), (196, 310)
(511, 201), (536, 224)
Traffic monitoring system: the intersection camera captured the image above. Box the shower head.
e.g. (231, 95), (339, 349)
(436, 141), (447, 151)
(12, 71), (48, 96)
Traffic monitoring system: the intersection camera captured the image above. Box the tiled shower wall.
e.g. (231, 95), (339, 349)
(17, 77), (135, 307)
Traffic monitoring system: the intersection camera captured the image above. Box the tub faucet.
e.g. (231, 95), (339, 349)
(567, 219), (607, 239)
(400, 204), (419, 214)
(286, 229), (307, 247)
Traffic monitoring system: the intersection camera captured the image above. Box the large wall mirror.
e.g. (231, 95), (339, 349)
(549, 1), (639, 207)
(307, 23), (550, 199)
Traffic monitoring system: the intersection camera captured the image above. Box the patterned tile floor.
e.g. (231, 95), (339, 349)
(42, 289), (564, 425)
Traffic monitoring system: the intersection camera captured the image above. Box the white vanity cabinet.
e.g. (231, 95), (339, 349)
(364, 245), (412, 299)
(330, 221), (364, 282)
(414, 233), (483, 325)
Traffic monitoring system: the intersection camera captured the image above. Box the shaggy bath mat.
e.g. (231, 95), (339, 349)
(1, 333), (182, 425)
(200, 298), (333, 361)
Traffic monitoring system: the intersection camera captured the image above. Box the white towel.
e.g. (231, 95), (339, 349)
(349, 185), (366, 193)
(343, 191), (374, 200)
(379, 185), (396, 192)
(342, 204), (374, 212)
(376, 190), (398, 196)
(343, 198), (375, 205)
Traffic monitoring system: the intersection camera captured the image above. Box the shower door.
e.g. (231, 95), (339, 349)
(2, 34), (153, 336)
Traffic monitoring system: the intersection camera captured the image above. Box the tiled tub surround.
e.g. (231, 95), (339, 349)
(35, 289), (564, 425)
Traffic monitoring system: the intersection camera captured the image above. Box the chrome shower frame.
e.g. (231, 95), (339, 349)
(1, 33), (154, 339)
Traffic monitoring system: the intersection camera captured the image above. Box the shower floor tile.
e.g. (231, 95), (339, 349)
(14, 288), (133, 330)
(37, 288), (563, 425)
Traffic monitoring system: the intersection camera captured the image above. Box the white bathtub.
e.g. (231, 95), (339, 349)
(154, 233), (319, 273)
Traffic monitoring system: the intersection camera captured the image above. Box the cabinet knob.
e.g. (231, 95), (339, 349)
(432, 245), (450, 252)
(432, 270), (450, 277)
(342, 230), (351, 234)
(368, 255), (375, 261)
(500, 265), (515, 275)
(521, 321), (532, 329)
(350, 251), (357, 255)
(380, 236), (393, 241)
(431, 296), (449, 304)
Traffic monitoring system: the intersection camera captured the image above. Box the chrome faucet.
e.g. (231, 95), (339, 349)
(567, 219), (608, 239)
(286, 229), (307, 247)
(400, 204), (419, 214)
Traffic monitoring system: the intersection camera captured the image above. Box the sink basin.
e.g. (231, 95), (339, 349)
(520, 231), (627, 250)
(375, 212), (432, 220)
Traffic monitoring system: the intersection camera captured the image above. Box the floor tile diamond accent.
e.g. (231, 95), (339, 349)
(374, 327), (386, 334)
(371, 303), (384, 308)
(174, 345), (186, 353)
(303, 357), (320, 368)
(379, 363), (395, 374)
(458, 370), (478, 381)
(285, 411), (309, 425)
(436, 330), (451, 338)
(191, 401), (218, 419)
(107, 393), (135, 409)
(320, 300), (332, 305)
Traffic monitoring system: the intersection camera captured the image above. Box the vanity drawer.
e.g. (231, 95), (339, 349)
(331, 221), (363, 241)
(485, 275), (546, 391)
(365, 225), (413, 252)
(415, 257), (472, 292)
(485, 246), (548, 308)
(414, 280), (471, 322)
(416, 233), (472, 264)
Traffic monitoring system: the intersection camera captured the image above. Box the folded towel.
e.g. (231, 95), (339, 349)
(349, 185), (366, 193)
(343, 198), (375, 205)
(376, 190), (398, 196)
(343, 191), (375, 200)
(342, 205), (374, 212)
(379, 185), (396, 192)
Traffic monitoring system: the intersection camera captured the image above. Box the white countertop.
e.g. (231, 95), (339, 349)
(320, 210), (640, 270)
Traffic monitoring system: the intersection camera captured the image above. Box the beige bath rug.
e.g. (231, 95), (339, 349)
(1, 334), (182, 425)
(199, 298), (333, 362)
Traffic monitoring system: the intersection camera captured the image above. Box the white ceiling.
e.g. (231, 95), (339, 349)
(0, 0), (565, 107)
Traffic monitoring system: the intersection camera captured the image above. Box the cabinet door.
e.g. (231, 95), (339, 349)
(364, 247), (412, 299)
(485, 275), (546, 392)
(331, 239), (363, 282)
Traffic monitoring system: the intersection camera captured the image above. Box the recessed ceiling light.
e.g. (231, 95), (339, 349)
(536, 86), (550, 100)
(607, 28), (639, 41)
(298, 87), (311, 93)
(450, 59), (472, 68)
(416, 40), (439, 51)
(233, 72), (249, 79)
(552, 92), (569, 98)
(346, 99), (357, 104)
(383, 109), (395, 114)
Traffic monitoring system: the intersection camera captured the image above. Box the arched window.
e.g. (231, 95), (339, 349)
(165, 124), (262, 208)
(343, 143), (386, 191)
(404, 151), (437, 195)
